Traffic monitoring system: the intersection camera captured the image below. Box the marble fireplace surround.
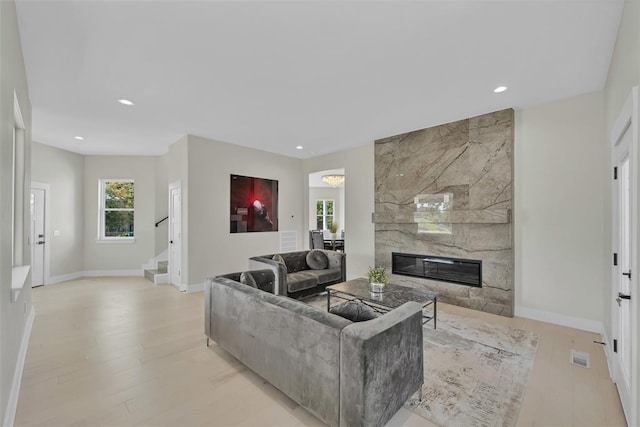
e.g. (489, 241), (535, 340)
(373, 109), (514, 316)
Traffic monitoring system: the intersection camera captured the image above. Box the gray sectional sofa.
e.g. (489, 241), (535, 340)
(205, 270), (424, 427)
(249, 249), (346, 298)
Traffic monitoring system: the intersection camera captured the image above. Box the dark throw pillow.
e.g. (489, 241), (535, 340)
(306, 249), (329, 270)
(239, 271), (258, 288)
(329, 301), (380, 322)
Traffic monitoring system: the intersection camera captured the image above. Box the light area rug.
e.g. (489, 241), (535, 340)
(303, 296), (538, 427)
(404, 311), (539, 427)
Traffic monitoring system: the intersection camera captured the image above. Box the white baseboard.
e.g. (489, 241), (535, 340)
(515, 305), (603, 333)
(48, 270), (143, 285)
(186, 282), (204, 293)
(600, 327), (615, 379)
(3, 306), (35, 427)
(84, 269), (143, 277)
(47, 271), (83, 285)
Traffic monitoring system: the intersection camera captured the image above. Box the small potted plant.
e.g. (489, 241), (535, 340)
(368, 266), (389, 293)
(329, 222), (339, 242)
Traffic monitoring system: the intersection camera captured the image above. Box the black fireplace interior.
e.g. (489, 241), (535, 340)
(392, 252), (482, 287)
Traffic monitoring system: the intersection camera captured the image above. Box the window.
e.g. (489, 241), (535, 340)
(99, 179), (135, 239)
(316, 199), (334, 230)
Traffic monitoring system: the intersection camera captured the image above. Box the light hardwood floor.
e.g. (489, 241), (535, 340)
(15, 277), (626, 426)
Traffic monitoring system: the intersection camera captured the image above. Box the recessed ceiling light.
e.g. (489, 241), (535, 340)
(296, 146), (303, 150)
(494, 86), (508, 93)
(74, 136), (84, 140)
(117, 99), (135, 106)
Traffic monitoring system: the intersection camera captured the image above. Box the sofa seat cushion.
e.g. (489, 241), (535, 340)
(305, 268), (342, 285)
(330, 300), (380, 322)
(287, 271), (320, 293)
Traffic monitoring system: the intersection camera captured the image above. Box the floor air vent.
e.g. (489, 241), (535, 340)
(570, 350), (590, 368)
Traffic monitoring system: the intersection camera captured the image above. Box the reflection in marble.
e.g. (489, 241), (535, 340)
(374, 109), (514, 316)
(328, 278), (438, 309)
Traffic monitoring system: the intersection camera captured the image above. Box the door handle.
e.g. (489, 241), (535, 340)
(618, 292), (631, 300)
(622, 270), (631, 279)
(37, 241), (45, 245)
(170, 240), (174, 244)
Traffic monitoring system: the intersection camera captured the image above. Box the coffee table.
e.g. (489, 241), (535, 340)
(326, 278), (438, 329)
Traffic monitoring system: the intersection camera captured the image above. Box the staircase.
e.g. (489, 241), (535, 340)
(144, 260), (169, 285)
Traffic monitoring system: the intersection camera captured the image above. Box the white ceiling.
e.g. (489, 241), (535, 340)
(16, 1), (623, 159)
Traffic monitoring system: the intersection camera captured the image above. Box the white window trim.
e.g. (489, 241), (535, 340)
(97, 178), (135, 242)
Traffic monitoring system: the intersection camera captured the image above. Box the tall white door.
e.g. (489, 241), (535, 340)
(30, 187), (45, 287)
(612, 117), (634, 422)
(169, 185), (182, 289)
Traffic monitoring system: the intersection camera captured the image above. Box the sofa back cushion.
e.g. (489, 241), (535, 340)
(278, 251), (310, 273)
(240, 271), (258, 288)
(218, 270), (275, 294)
(248, 269), (276, 293)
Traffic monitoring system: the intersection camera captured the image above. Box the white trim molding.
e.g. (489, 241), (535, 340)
(3, 306), (35, 427)
(31, 182), (51, 286)
(11, 265), (30, 302)
(186, 282), (204, 293)
(83, 269), (143, 277)
(601, 327), (615, 380)
(48, 271), (84, 284)
(49, 270), (143, 283)
(515, 305), (603, 333)
(609, 86), (639, 427)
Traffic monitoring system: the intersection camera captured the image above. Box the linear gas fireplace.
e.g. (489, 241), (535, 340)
(392, 252), (482, 287)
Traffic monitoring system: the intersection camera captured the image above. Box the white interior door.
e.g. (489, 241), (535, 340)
(169, 184), (182, 289)
(612, 114), (634, 423)
(30, 187), (45, 287)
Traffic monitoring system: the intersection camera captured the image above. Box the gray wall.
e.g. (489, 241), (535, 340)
(83, 155), (156, 272)
(0, 0), (33, 423)
(515, 92), (605, 325)
(309, 99), (610, 324)
(303, 145), (375, 280)
(31, 142), (84, 278)
(154, 153), (169, 256)
(185, 135), (303, 287)
(31, 146), (171, 278)
(167, 136), (189, 285)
